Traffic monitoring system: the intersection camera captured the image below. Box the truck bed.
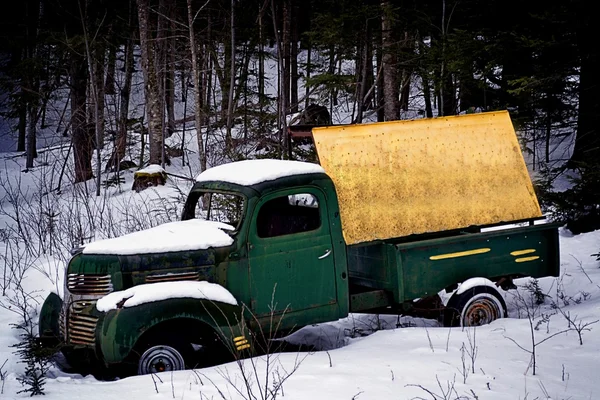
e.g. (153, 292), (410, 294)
(347, 222), (560, 307)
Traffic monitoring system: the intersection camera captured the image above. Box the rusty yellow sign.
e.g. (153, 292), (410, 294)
(312, 111), (542, 245)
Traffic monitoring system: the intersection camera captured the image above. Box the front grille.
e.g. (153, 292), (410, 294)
(67, 301), (98, 346)
(146, 271), (201, 283)
(67, 273), (112, 295)
(59, 309), (65, 339)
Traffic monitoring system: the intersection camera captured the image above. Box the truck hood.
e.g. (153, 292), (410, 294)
(82, 220), (234, 255)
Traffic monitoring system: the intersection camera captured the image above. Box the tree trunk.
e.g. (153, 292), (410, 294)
(71, 50), (93, 183)
(26, 100), (38, 169)
(258, 1), (266, 109)
(356, 22), (370, 123)
(258, 0), (267, 127)
(24, 0), (41, 168)
(271, 0), (288, 157)
(282, 0), (291, 115)
(399, 32), (413, 112)
(93, 39), (106, 149)
(17, 84), (26, 152)
(290, 0), (299, 113)
(105, 41), (116, 95)
(165, 2), (176, 138)
(376, 42), (384, 122)
(137, 0), (163, 165)
(381, 1), (399, 121)
(186, 0), (207, 172)
(106, 29), (134, 172)
(570, 1), (600, 166)
(304, 41), (311, 110)
(225, 0), (236, 153)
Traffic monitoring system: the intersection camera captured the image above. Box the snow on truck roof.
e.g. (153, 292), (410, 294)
(195, 159), (325, 186)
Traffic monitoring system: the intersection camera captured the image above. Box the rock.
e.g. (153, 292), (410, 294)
(132, 164), (167, 193)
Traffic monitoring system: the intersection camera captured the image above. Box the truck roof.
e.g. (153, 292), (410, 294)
(196, 159), (325, 186)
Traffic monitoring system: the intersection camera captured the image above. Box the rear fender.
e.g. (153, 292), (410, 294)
(98, 297), (249, 365)
(439, 277), (500, 307)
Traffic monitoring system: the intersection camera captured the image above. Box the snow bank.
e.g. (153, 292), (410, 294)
(96, 281), (237, 312)
(196, 159), (325, 186)
(82, 219), (234, 255)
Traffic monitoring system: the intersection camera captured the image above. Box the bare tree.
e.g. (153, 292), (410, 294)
(106, 18), (135, 172)
(137, 0), (164, 166)
(70, 47), (93, 183)
(381, 1), (399, 121)
(226, 0), (236, 153)
(187, 0), (209, 172)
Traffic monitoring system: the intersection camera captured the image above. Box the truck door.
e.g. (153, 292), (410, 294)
(248, 189), (338, 330)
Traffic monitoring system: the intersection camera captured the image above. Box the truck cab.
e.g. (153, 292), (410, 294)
(181, 159), (350, 332)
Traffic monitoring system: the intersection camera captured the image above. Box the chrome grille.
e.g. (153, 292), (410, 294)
(67, 301), (98, 346)
(67, 273), (112, 295)
(146, 271), (200, 283)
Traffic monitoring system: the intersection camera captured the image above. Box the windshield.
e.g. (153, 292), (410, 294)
(194, 191), (245, 231)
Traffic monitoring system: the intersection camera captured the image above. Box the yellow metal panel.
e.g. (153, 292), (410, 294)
(515, 256), (540, 263)
(429, 248), (491, 261)
(510, 249), (536, 256)
(312, 111), (542, 245)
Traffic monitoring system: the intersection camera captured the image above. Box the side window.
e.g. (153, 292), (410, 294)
(257, 193), (321, 238)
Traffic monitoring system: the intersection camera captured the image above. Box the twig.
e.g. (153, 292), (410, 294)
(150, 373), (160, 394)
(570, 254), (593, 284)
(351, 391), (364, 400)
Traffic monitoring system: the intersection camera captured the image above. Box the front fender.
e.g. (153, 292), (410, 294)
(38, 292), (63, 347)
(98, 297), (249, 365)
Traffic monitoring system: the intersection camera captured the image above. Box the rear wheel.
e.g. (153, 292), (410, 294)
(444, 285), (507, 327)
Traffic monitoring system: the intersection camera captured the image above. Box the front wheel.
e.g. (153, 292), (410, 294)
(138, 344), (186, 375)
(444, 285), (507, 327)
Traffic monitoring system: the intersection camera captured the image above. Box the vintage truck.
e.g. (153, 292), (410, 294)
(39, 111), (560, 376)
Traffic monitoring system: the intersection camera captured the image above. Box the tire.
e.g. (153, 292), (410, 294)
(133, 329), (226, 375)
(130, 331), (195, 376)
(137, 343), (187, 375)
(444, 285), (507, 327)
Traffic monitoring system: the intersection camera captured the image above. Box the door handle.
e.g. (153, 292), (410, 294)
(318, 249), (331, 260)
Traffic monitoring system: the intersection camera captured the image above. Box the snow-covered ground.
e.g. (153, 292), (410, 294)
(0, 46), (598, 399)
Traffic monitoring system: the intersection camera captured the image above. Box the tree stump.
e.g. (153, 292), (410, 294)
(132, 164), (167, 193)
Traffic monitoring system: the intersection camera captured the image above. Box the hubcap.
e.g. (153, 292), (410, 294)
(462, 297), (501, 327)
(138, 345), (185, 375)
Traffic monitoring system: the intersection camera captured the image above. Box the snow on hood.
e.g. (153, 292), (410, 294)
(96, 281), (237, 312)
(82, 219), (234, 255)
(196, 159), (325, 186)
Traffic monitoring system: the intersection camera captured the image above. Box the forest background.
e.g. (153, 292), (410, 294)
(0, 0), (599, 234)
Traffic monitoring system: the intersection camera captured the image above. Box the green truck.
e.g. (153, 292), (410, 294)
(39, 111), (560, 376)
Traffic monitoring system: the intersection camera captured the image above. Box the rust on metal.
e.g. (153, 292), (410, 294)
(312, 111), (542, 244)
